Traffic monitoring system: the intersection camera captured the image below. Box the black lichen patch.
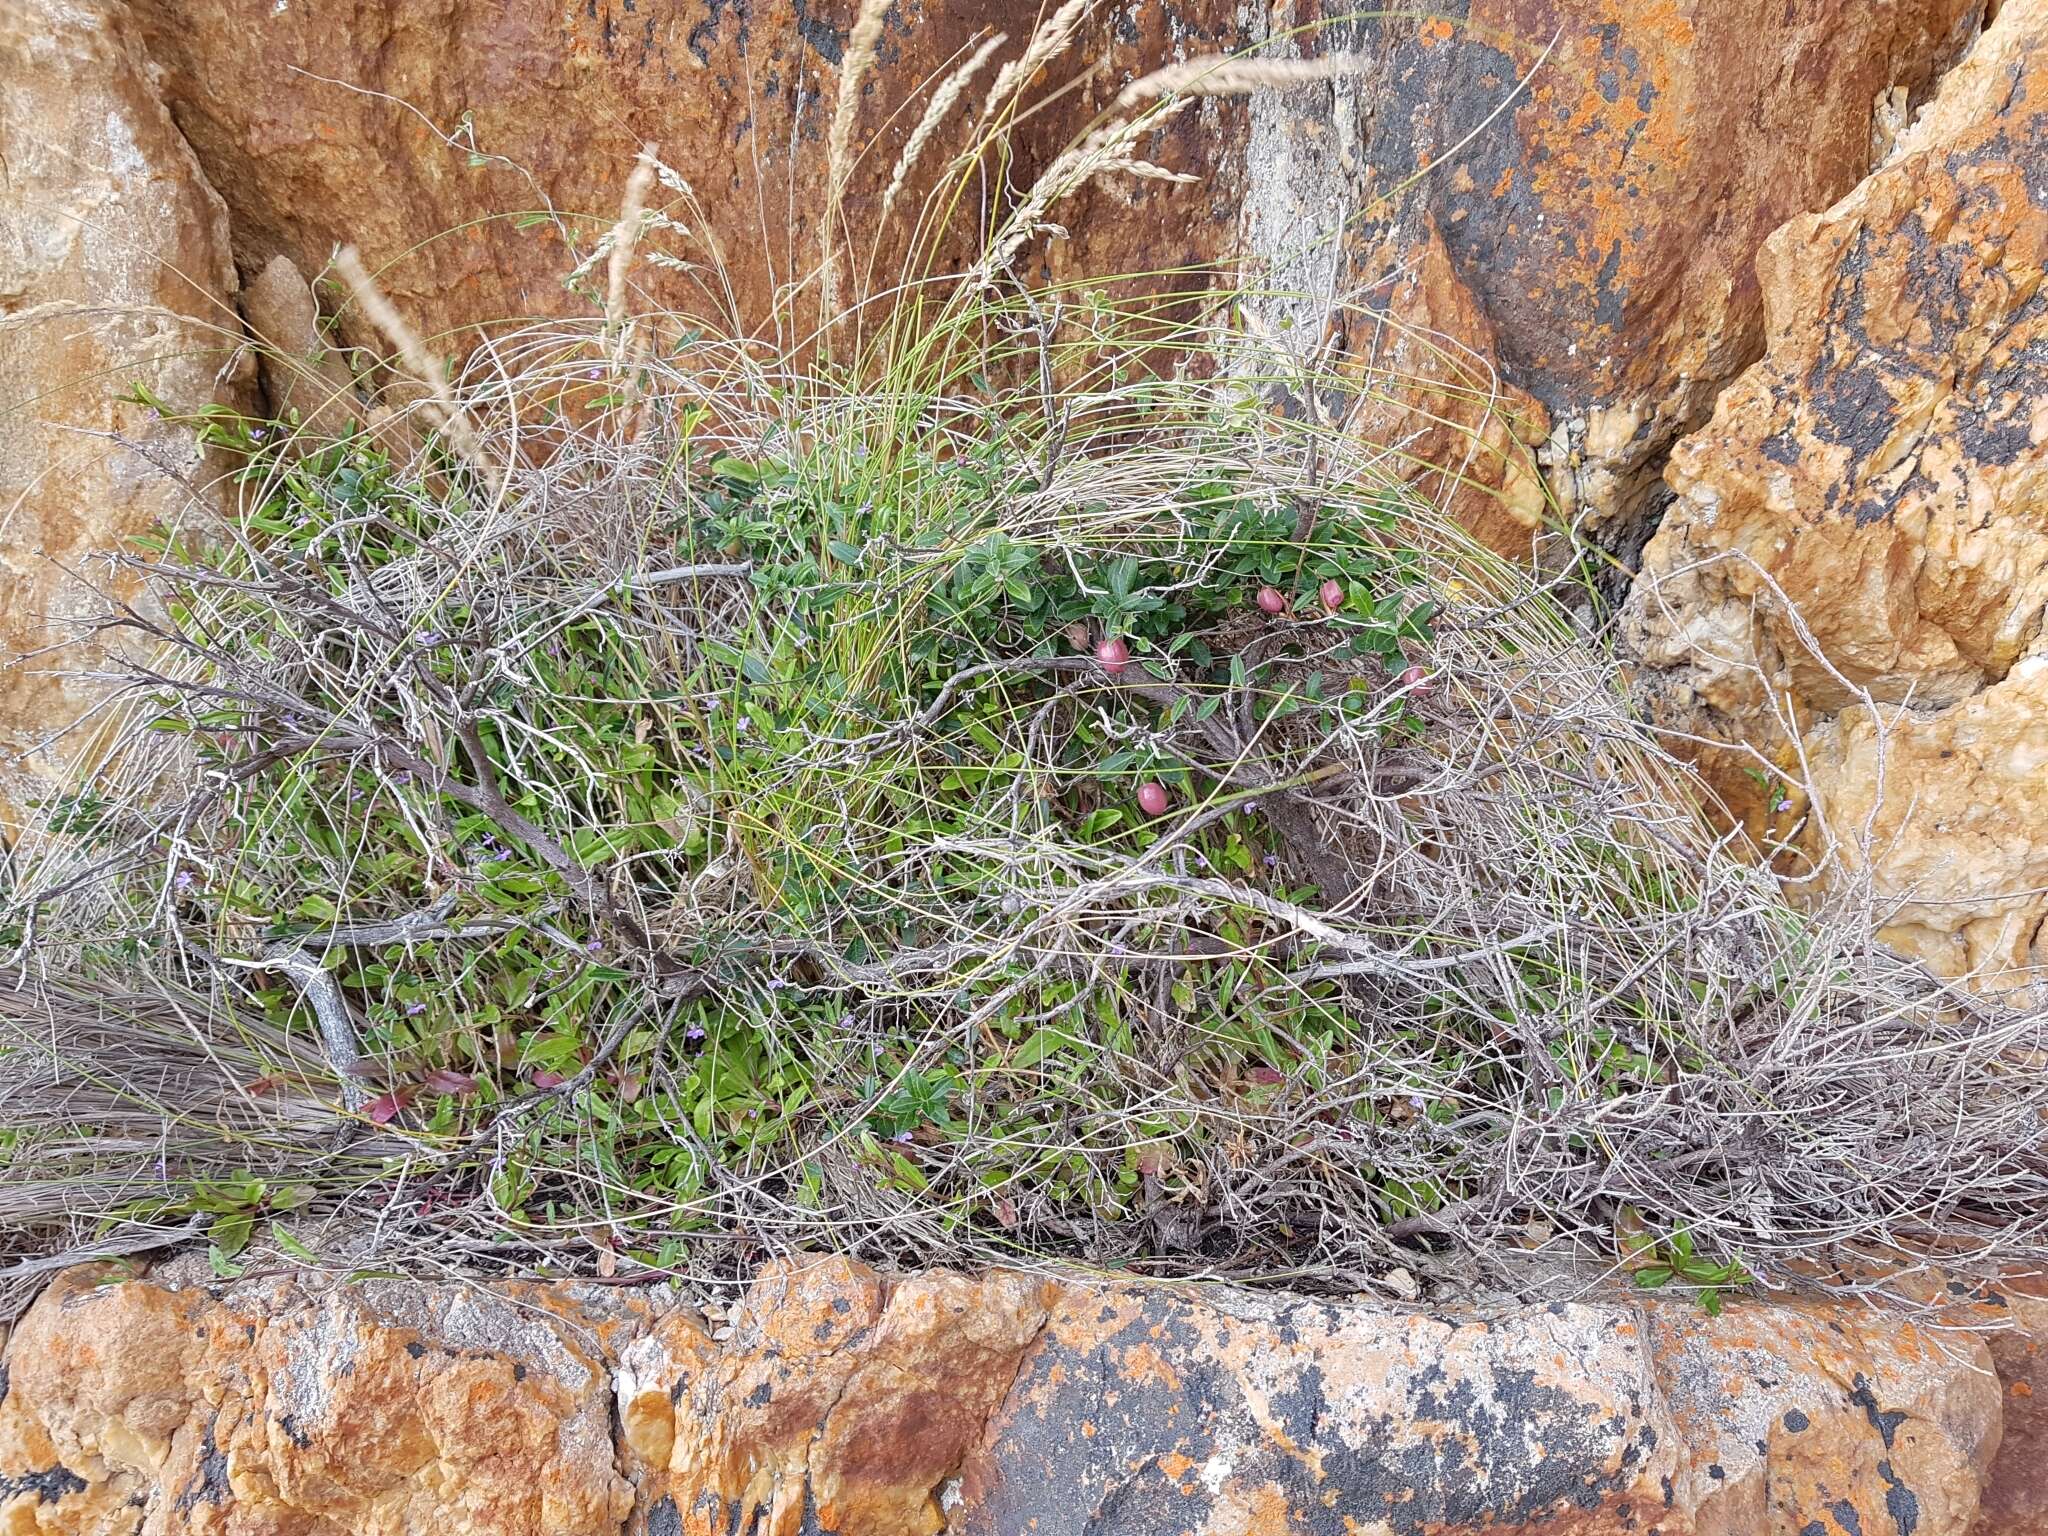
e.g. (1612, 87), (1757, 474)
(1784, 1407), (1811, 1432)
(174, 1419), (232, 1513)
(0, 1465), (88, 1505)
(1847, 1375), (1907, 1450)
(1877, 1459), (1920, 1536)
(960, 1296), (1638, 1536)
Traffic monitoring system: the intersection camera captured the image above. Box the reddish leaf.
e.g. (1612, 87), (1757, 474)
(363, 1090), (408, 1125)
(421, 1068), (478, 1097)
(530, 1069), (568, 1089)
(1246, 1066), (1286, 1086)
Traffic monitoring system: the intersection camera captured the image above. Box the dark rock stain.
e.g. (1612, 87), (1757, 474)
(1847, 1374), (1907, 1449)
(0, 1465), (89, 1505)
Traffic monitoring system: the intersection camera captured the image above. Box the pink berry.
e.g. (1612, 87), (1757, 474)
(1319, 578), (1345, 611)
(1255, 585), (1287, 615)
(1398, 664), (1430, 693)
(1137, 781), (1170, 816)
(1094, 636), (1131, 675)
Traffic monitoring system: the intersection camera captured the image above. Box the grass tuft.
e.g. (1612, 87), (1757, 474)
(3, 22), (2044, 1311)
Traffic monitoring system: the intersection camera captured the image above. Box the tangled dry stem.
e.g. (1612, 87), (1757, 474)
(3, 303), (2044, 1312)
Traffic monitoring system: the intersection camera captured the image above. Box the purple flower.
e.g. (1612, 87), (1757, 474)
(405, 1001), (427, 1016)
(685, 1024), (706, 1042)
(419, 631), (441, 645)
(1262, 854), (1279, 868)
(586, 367), (603, 380)
(892, 1130), (915, 1145)
(585, 939), (603, 953)
(1775, 798), (1793, 813)
(1408, 1093), (1427, 1110)
(248, 427), (265, 442)
(173, 869), (195, 891)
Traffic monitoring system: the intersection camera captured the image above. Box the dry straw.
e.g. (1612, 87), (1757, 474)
(1117, 52), (1382, 108)
(605, 145), (660, 338)
(822, 0), (891, 323)
(982, 0), (1091, 117)
(882, 32), (1008, 221)
(333, 246), (497, 489)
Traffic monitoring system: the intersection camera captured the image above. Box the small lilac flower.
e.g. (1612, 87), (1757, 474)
(248, 427), (265, 442)
(685, 1024), (706, 1042)
(392, 770), (413, 785)
(892, 1130), (915, 1145)
(1776, 798), (1793, 813)
(405, 1001), (427, 1016)
(585, 939), (604, 953)
(765, 977), (789, 991)
(1408, 1093), (1427, 1110)
(173, 869), (195, 891)
(1262, 854), (1279, 868)
(419, 631), (441, 645)
(839, 1013), (856, 1029)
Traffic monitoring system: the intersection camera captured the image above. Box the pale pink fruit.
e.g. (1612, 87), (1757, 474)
(1137, 781), (1170, 816)
(1255, 585), (1287, 615)
(1398, 664), (1430, 693)
(1319, 578), (1345, 611)
(1094, 636), (1131, 675)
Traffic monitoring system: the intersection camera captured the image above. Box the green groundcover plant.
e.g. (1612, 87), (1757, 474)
(4, 10), (2045, 1312)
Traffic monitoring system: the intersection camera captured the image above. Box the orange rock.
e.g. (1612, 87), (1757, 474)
(0, 1259), (2020, 1534)
(1628, 1), (2048, 989)
(0, 0), (244, 793)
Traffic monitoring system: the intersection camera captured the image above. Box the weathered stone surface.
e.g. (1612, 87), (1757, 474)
(950, 1282), (2000, 1536)
(1235, 0), (1984, 548)
(110, 1), (1979, 554)
(0, 0), (241, 787)
(616, 1257), (1057, 1536)
(0, 1265), (638, 1534)
(124, 0), (1249, 355)
(1626, 1), (2048, 986)
(0, 1258), (2017, 1535)
(1980, 1289), (2048, 1536)
(241, 255), (361, 446)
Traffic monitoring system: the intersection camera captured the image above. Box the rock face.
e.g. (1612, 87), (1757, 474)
(0, 1257), (2025, 1535)
(113, 0), (1977, 550)
(1627, 0), (2048, 987)
(0, 0), (242, 788)
(1236, 0), (1985, 548)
